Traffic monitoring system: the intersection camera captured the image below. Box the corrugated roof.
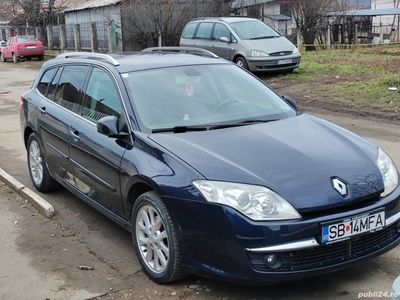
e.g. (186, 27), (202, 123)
(63, 0), (122, 12)
(232, 0), (275, 9)
(265, 14), (291, 21)
(327, 8), (400, 17)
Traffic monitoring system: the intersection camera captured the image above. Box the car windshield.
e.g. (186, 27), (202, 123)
(230, 20), (280, 40)
(16, 36), (36, 43)
(123, 64), (295, 133)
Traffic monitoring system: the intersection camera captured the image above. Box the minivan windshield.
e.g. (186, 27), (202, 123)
(230, 20), (280, 40)
(123, 64), (295, 133)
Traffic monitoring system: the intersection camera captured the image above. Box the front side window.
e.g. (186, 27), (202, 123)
(54, 65), (90, 112)
(230, 20), (280, 40)
(81, 67), (122, 122)
(37, 68), (58, 96)
(195, 23), (214, 39)
(123, 64), (295, 132)
(213, 24), (231, 40)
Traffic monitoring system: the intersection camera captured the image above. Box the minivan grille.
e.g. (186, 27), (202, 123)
(269, 51), (293, 56)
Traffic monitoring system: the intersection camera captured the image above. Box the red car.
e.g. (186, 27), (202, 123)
(0, 35), (45, 63)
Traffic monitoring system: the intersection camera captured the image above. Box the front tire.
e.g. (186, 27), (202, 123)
(234, 56), (249, 70)
(12, 53), (19, 64)
(27, 133), (57, 193)
(132, 191), (185, 283)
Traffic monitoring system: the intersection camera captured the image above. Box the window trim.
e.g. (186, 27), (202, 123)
(37, 66), (59, 97)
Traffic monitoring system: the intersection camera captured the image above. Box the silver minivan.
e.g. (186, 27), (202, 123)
(180, 17), (301, 72)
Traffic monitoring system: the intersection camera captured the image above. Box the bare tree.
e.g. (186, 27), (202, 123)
(121, 0), (233, 51)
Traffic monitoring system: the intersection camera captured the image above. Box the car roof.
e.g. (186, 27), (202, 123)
(43, 51), (231, 73)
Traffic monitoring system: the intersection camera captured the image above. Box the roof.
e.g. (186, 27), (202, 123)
(265, 14), (291, 21)
(63, 0), (121, 12)
(46, 52), (230, 73)
(232, 0), (274, 9)
(327, 8), (400, 17)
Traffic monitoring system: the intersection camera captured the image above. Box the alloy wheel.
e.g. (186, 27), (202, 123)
(29, 140), (44, 186)
(135, 204), (169, 274)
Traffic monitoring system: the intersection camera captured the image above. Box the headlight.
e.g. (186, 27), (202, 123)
(293, 47), (300, 54)
(251, 49), (269, 57)
(193, 180), (301, 221)
(377, 148), (399, 197)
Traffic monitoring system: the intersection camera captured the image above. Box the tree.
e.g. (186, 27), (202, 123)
(121, 0), (233, 51)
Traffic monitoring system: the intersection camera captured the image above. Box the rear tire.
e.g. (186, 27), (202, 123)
(0, 53), (5, 62)
(131, 191), (186, 284)
(234, 56), (249, 70)
(38, 55), (44, 61)
(12, 53), (19, 64)
(27, 133), (57, 193)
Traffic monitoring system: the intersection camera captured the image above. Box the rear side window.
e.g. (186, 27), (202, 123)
(195, 23), (214, 39)
(47, 68), (63, 101)
(54, 65), (90, 112)
(81, 67), (122, 122)
(182, 23), (198, 39)
(213, 23), (231, 40)
(37, 68), (57, 96)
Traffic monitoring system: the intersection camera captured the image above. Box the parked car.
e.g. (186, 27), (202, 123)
(20, 49), (399, 284)
(180, 17), (301, 73)
(0, 35), (44, 63)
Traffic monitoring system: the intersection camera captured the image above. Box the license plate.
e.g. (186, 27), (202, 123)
(277, 59), (292, 65)
(322, 210), (385, 244)
(26, 46), (36, 49)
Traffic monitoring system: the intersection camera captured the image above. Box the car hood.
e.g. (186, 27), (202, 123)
(242, 36), (296, 55)
(149, 114), (384, 213)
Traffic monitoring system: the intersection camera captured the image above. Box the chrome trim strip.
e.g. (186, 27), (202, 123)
(246, 238), (319, 253)
(386, 211), (400, 226)
(56, 52), (120, 66)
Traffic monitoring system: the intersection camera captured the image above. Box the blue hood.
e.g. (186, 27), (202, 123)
(150, 114), (384, 213)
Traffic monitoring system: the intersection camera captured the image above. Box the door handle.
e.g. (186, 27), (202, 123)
(39, 106), (46, 115)
(70, 130), (80, 141)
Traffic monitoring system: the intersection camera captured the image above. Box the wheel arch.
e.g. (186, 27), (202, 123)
(125, 176), (159, 217)
(24, 126), (34, 149)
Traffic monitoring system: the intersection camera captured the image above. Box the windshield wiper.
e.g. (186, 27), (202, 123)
(152, 126), (209, 133)
(250, 36), (279, 40)
(209, 119), (280, 130)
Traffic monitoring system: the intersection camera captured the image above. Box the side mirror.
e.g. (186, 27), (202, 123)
(219, 36), (230, 43)
(282, 95), (299, 111)
(97, 116), (120, 138)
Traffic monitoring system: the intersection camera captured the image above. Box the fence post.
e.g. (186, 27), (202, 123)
(354, 24), (359, 44)
(296, 27), (302, 46)
(379, 23), (384, 43)
(107, 22), (116, 53)
(59, 24), (66, 52)
(73, 24), (81, 51)
(326, 25), (331, 49)
(90, 22), (97, 52)
(46, 25), (53, 50)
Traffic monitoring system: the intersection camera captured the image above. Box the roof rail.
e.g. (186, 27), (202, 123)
(142, 47), (219, 59)
(56, 52), (120, 66)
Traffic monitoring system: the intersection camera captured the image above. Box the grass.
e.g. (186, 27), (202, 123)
(269, 45), (400, 113)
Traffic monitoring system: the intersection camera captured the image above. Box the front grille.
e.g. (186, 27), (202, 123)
(269, 51), (293, 56)
(248, 223), (400, 272)
(255, 63), (298, 70)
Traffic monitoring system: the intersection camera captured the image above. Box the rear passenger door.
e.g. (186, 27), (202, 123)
(69, 67), (128, 217)
(193, 22), (215, 52)
(36, 65), (90, 184)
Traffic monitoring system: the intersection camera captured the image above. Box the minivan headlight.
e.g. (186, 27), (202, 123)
(293, 47), (300, 54)
(193, 180), (301, 221)
(251, 49), (269, 57)
(377, 148), (399, 197)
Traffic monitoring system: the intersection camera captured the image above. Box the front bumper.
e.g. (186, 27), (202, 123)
(246, 54), (301, 72)
(163, 187), (400, 284)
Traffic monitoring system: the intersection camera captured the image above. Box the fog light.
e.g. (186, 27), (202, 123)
(264, 254), (282, 269)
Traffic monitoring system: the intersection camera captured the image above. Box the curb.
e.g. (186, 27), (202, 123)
(0, 168), (55, 218)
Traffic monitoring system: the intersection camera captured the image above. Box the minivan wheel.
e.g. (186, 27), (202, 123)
(12, 53), (19, 64)
(27, 133), (57, 192)
(132, 191), (185, 283)
(235, 57), (248, 70)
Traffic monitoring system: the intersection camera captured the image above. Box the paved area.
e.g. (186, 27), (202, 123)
(0, 60), (399, 299)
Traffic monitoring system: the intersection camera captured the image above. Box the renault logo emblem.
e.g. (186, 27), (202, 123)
(332, 178), (348, 197)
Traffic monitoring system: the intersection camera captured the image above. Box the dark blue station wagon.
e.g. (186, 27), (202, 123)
(20, 48), (400, 284)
